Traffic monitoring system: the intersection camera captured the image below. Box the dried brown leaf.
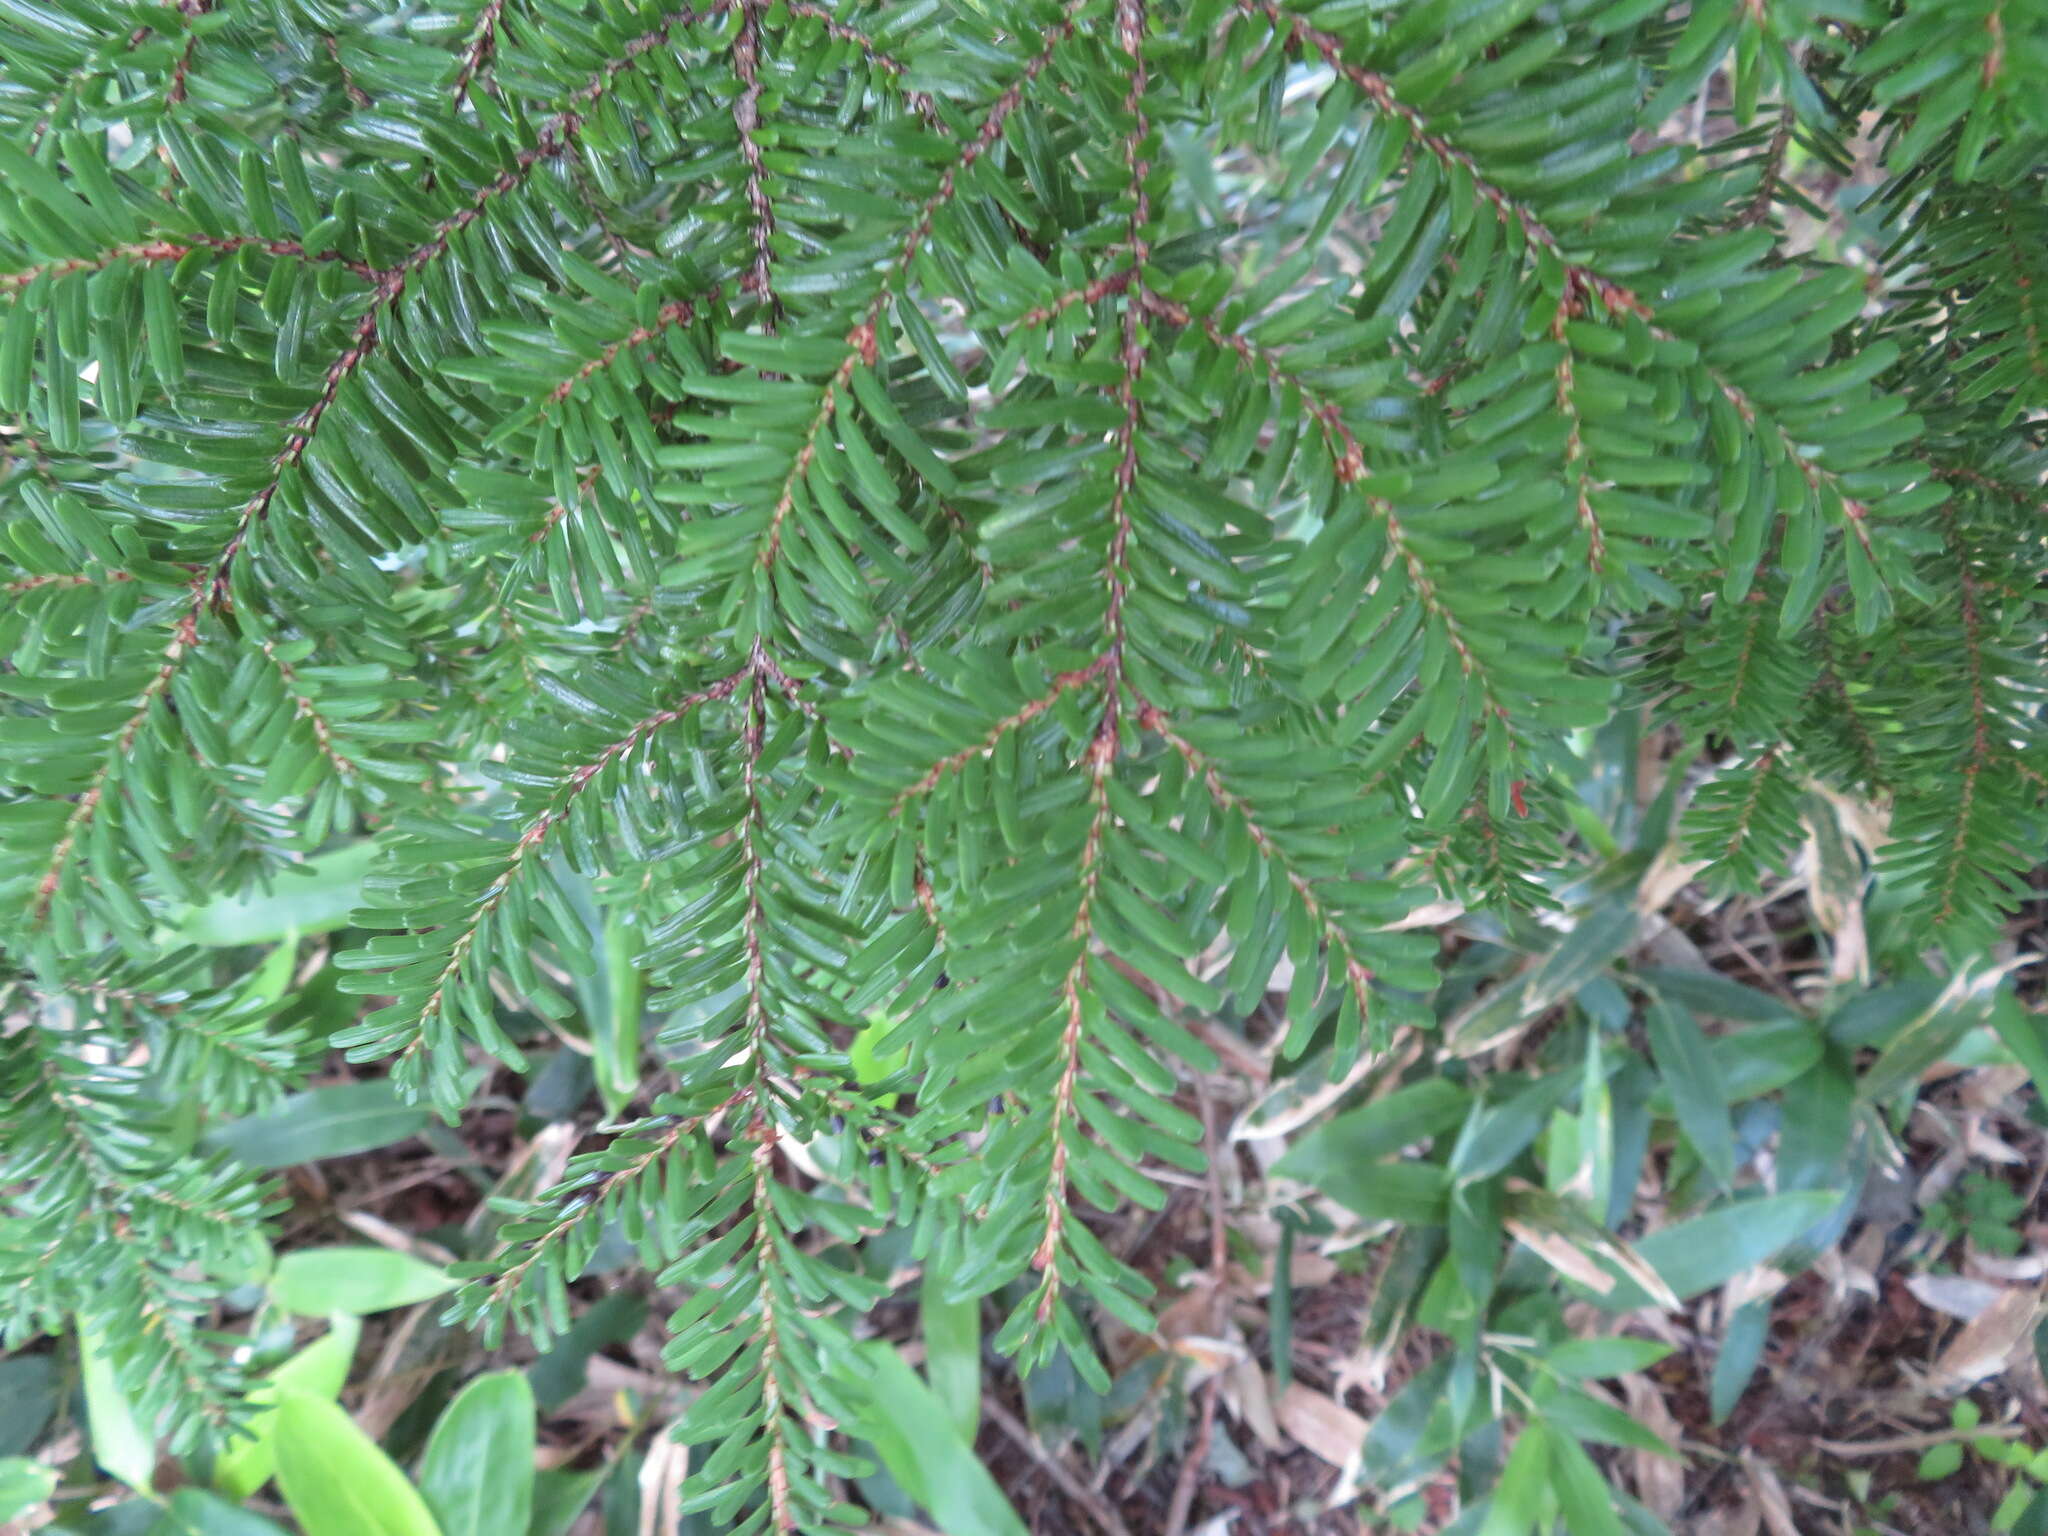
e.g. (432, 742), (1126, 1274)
(1741, 1449), (1801, 1536)
(1273, 1382), (1367, 1467)
(1223, 1358), (1282, 1451)
(636, 1423), (688, 1536)
(1622, 1373), (1686, 1519)
(1905, 1272), (2003, 1321)
(1929, 1284), (2043, 1392)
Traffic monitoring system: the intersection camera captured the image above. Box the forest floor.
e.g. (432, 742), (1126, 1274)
(270, 836), (2048, 1536)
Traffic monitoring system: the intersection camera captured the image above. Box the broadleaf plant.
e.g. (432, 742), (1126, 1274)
(1, 0), (2042, 1530)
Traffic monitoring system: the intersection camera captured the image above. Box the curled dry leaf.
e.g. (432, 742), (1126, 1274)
(1623, 1372), (1686, 1520)
(1905, 1271), (2004, 1321)
(1273, 1382), (1368, 1468)
(1927, 1284), (2043, 1392)
(1967, 1249), (2048, 1283)
(1739, 1449), (1801, 1536)
(1223, 1358), (1282, 1452)
(635, 1417), (689, 1536)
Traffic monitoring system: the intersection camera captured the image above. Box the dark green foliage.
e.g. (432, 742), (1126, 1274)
(0, 0), (2042, 1528)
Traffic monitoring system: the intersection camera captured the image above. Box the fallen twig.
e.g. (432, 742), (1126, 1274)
(1815, 1423), (2030, 1457)
(983, 1396), (1136, 1536)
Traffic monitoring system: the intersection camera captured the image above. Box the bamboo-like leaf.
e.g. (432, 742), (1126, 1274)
(272, 1394), (443, 1536)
